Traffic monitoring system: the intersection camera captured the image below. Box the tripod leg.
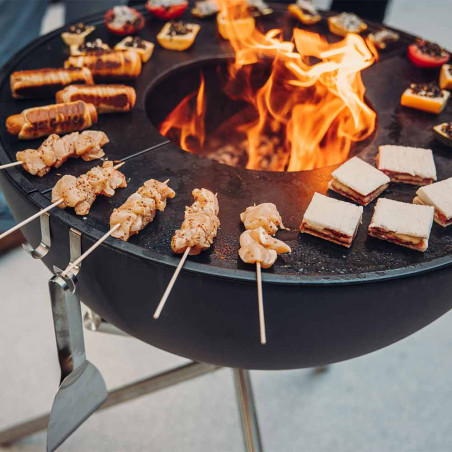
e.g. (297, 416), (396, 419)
(233, 369), (263, 452)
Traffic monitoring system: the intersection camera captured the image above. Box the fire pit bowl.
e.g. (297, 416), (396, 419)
(0, 5), (451, 369)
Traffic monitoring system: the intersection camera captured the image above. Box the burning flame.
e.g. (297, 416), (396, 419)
(159, 0), (377, 171)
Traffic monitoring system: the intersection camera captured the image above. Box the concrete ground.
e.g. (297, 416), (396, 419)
(1, 1), (451, 451)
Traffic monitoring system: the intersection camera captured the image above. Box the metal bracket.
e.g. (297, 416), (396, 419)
(23, 212), (51, 260)
(68, 228), (82, 276)
(83, 309), (128, 336)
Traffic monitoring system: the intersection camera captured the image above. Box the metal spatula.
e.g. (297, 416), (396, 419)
(47, 271), (107, 452)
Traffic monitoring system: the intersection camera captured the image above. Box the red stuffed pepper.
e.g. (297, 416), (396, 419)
(104, 6), (145, 36)
(146, 0), (188, 21)
(408, 39), (450, 69)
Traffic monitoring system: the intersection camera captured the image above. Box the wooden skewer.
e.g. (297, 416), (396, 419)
(0, 161), (23, 170)
(0, 162), (126, 242)
(61, 223), (121, 277)
(0, 160), (125, 172)
(0, 199), (63, 241)
(256, 262), (266, 345)
(153, 247), (190, 319)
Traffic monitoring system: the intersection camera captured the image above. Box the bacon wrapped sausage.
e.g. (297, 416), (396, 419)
(64, 50), (142, 81)
(16, 130), (108, 177)
(110, 179), (176, 241)
(51, 161), (127, 215)
(10, 67), (94, 99)
(56, 84), (136, 114)
(171, 188), (220, 255)
(6, 101), (97, 140)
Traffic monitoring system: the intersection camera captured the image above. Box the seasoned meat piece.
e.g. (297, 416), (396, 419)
(51, 161), (126, 215)
(138, 179), (175, 211)
(16, 149), (50, 177)
(240, 203), (286, 235)
(74, 130), (108, 161)
(110, 179), (175, 241)
(171, 188), (220, 255)
(15, 130), (109, 176)
(52, 175), (88, 209)
(239, 227), (291, 269)
(99, 161), (127, 196)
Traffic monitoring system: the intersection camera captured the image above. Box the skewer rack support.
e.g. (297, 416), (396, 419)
(22, 212), (51, 260)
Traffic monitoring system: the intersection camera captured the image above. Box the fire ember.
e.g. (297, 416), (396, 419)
(160, 1), (377, 171)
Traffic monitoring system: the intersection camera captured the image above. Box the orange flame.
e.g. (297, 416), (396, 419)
(160, 74), (206, 155)
(159, 1), (377, 171)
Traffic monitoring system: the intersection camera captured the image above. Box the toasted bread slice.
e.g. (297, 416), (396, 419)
(368, 198), (434, 252)
(300, 193), (363, 248)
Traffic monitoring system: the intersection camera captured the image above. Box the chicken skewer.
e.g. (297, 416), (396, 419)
(239, 203), (291, 344)
(0, 161), (126, 241)
(61, 178), (175, 277)
(153, 188), (220, 319)
(0, 130), (109, 176)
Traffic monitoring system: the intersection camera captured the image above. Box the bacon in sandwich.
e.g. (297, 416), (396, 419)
(413, 177), (452, 227)
(368, 198), (434, 252)
(329, 157), (390, 206)
(377, 145), (437, 185)
(300, 193), (363, 248)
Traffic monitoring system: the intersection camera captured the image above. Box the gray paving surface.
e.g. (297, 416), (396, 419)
(0, 248), (451, 451)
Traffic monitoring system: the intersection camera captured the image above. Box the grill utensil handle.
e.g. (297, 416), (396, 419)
(48, 271), (86, 381)
(48, 228), (85, 381)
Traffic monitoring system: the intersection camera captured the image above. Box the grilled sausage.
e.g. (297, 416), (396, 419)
(10, 67), (94, 99)
(56, 84), (136, 113)
(64, 50), (142, 81)
(6, 101), (98, 140)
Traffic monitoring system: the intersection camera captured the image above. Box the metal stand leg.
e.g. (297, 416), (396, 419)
(83, 308), (128, 336)
(0, 362), (219, 447)
(233, 369), (263, 452)
(3, 217), (271, 450)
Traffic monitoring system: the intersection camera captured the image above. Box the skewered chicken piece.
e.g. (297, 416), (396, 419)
(110, 179), (176, 241)
(240, 202), (287, 235)
(239, 227), (291, 269)
(153, 187), (220, 319)
(61, 179), (175, 278)
(51, 161), (126, 215)
(16, 130), (108, 177)
(171, 188), (220, 255)
(239, 202), (290, 345)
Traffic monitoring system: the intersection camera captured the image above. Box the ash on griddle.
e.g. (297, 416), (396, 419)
(206, 135), (288, 170)
(410, 82), (444, 98)
(207, 141), (246, 166)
